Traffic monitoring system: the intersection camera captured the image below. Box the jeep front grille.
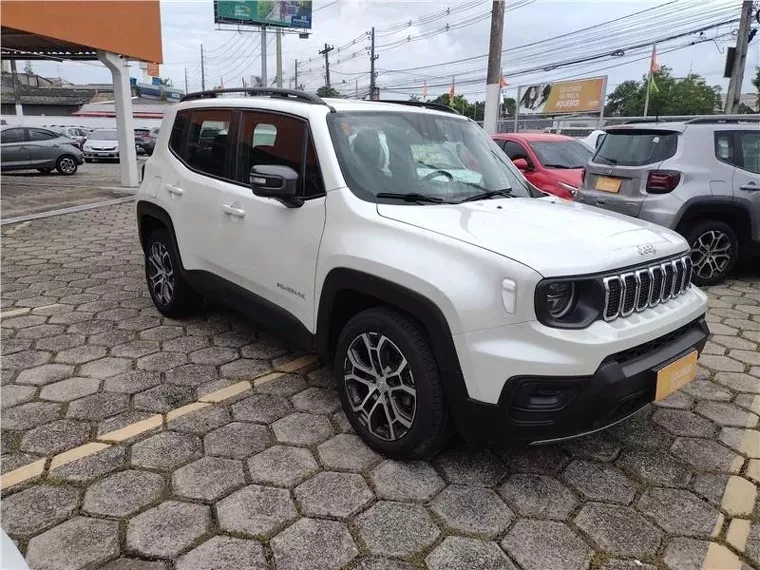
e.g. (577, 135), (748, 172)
(603, 255), (692, 321)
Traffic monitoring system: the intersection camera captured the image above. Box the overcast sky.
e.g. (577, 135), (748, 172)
(28, 0), (757, 102)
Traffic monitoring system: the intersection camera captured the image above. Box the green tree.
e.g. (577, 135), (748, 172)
(752, 67), (760, 110)
(737, 102), (756, 114)
(432, 93), (470, 114)
(408, 95), (420, 102)
(502, 97), (516, 118)
(316, 86), (341, 98)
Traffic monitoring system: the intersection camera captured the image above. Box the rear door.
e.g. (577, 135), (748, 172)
(0, 128), (29, 168)
(578, 127), (680, 217)
(26, 128), (60, 166)
(730, 130), (760, 242)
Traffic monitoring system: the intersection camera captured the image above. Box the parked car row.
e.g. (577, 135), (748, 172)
(493, 119), (760, 285)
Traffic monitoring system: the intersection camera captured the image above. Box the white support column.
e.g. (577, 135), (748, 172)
(97, 50), (138, 188)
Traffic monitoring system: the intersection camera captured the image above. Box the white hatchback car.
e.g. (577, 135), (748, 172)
(136, 88), (709, 458)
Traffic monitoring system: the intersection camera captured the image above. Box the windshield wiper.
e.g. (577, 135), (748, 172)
(543, 164), (576, 169)
(458, 189), (514, 203)
(376, 192), (449, 204)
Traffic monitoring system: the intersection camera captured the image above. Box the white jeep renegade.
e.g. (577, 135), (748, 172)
(136, 88), (709, 458)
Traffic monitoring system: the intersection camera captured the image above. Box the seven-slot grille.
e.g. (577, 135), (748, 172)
(603, 255), (693, 321)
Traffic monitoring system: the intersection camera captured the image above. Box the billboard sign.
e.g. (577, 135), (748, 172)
(214, 0), (312, 29)
(518, 77), (606, 115)
(146, 62), (160, 78)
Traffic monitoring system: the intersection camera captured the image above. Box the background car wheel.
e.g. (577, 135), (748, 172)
(334, 307), (450, 459)
(55, 155), (78, 175)
(144, 229), (202, 317)
(37, 168), (53, 174)
(687, 220), (738, 286)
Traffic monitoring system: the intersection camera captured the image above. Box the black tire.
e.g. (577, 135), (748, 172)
(84, 158), (93, 163)
(144, 229), (202, 317)
(55, 155), (78, 175)
(334, 307), (450, 459)
(686, 220), (739, 286)
(37, 168), (53, 174)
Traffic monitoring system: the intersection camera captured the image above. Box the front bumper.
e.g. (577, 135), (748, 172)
(451, 316), (709, 445)
(84, 150), (119, 159)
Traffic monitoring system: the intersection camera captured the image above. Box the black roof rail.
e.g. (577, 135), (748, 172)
(620, 117), (683, 124)
(180, 87), (331, 108)
(684, 115), (760, 124)
(374, 99), (460, 115)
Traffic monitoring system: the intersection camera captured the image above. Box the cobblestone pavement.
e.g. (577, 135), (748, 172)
(1, 202), (759, 570)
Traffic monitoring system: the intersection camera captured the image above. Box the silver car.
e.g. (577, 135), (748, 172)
(0, 125), (84, 175)
(576, 119), (760, 285)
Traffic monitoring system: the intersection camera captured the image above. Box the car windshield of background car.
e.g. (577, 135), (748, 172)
(530, 140), (592, 169)
(328, 111), (530, 203)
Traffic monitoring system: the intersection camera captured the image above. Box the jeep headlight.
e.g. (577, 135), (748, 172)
(535, 278), (603, 328)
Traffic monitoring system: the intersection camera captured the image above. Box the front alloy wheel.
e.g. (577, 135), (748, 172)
(56, 156), (78, 175)
(147, 241), (175, 306)
(344, 332), (416, 442)
(691, 230), (732, 281)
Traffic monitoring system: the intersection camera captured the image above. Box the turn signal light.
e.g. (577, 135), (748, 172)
(646, 170), (681, 194)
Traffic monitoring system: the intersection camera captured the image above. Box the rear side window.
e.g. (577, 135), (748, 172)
(594, 130), (678, 166)
(738, 132), (760, 174)
(169, 110), (190, 157)
(28, 129), (57, 141)
(1, 128), (24, 143)
(186, 110), (233, 179)
(502, 140), (529, 160)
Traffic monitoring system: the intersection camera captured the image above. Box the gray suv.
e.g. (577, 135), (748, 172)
(0, 126), (84, 175)
(576, 119), (760, 285)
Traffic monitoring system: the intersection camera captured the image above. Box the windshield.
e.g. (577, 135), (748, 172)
(594, 130), (678, 166)
(531, 140), (592, 169)
(328, 111), (531, 204)
(90, 129), (118, 140)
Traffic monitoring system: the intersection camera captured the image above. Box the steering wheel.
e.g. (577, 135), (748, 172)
(421, 169), (454, 181)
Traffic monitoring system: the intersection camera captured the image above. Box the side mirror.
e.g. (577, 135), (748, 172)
(250, 165), (303, 208)
(512, 157), (530, 171)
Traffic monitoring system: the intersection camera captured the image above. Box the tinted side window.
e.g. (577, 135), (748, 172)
(502, 140), (528, 160)
(304, 133), (325, 198)
(186, 109), (232, 178)
(169, 110), (190, 157)
(28, 129), (57, 141)
(235, 111), (305, 184)
(1, 128), (24, 144)
(738, 132), (760, 174)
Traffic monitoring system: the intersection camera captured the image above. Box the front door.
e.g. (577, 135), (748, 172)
(215, 110), (326, 332)
(731, 130), (760, 243)
(0, 128), (29, 168)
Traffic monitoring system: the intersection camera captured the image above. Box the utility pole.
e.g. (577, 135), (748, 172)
(725, 0), (753, 113)
(483, 0), (505, 134)
(276, 28), (283, 88)
(261, 27), (268, 87)
(9, 59), (23, 117)
(319, 43), (334, 88)
(200, 44), (206, 91)
(369, 27), (379, 100)
(294, 59), (299, 90)
(184, 67), (189, 94)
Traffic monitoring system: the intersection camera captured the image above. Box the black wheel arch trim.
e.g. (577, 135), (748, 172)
(675, 197), (756, 240)
(136, 201), (180, 254)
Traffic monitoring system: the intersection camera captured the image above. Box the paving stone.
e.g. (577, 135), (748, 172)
(272, 412), (334, 446)
(356, 501), (440, 557)
(15, 363), (72, 386)
(502, 519), (592, 570)
(1, 484), (81, 537)
(2, 315), (47, 328)
(574, 503), (662, 557)
(131, 431), (203, 471)
(698, 354), (745, 372)
(219, 358), (272, 379)
(637, 488), (719, 536)
(136, 351), (188, 372)
(246, 445), (318, 487)
(370, 459), (445, 501)
(26, 516), (120, 570)
(563, 432), (622, 462)
(426, 536), (517, 570)
(133, 384), (195, 412)
(692, 473), (730, 507)
(173, 456), (246, 501)
(175, 536), (267, 570)
(50, 445), (127, 482)
(256, 373), (308, 396)
(353, 559), (416, 570)
(111, 340), (160, 358)
(20, 419), (90, 455)
(211, 329), (255, 348)
(98, 411), (161, 438)
(317, 433), (382, 472)
(681, 379), (733, 401)
(653, 409), (716, 437)
(563, 460), (636, 504)
(430, 485), (513, 537)
(1, 383), (36, 408)
(162, 335), (209, 353)
(101, 559), (168, 570)
(189, 346), (238, 365)
(15, 324), (66, 340)
(204, 422), (270, 458)
(696, 401), (758, 427)
(84, 469), (165, 517)
(165, 364), (218, 386)
(1, 350), (51, 370)
(291, 386), (341, 415)
(295, 471), (374, 519)
(216, 484), (298, 537)
(103, 370), (163, 394)
(232, 393), (293, 423)
(735, 393), (758, 413)
(600, 561), (657, 570)
(167, 406), (231, 435)
(55, 344), (107, 364)
(498, 473), (578, 520)
(616, 449), (691, 487)
(663, 537), (711, 570)
(126, 501), (211, 559)
(40, 377), (99, 402)
(97, 307), (140, 321)
(498, 444), (570, 474)
(79, 357), (133, 379)
(711, 334), (759, 350)
(118, 315), (162, 331)
(139, 325), (184, 342)
(240, 338), (290, 359)
(67, 391), (129, 420)
(746, 523), (760, 567)
(271, 518), (358, 570)
(67, 319), (112, 335)
(87, 328), (136, 348)
(1, 337), (32, 354)
(434, 445), (506, 486)
(671, 437), (742, 472)
(653, 390), (695, 410)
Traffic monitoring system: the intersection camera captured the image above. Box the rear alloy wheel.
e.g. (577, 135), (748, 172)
(687, 220), (738, 286)
(56, 155), (78, 175)
(144, 229), (202, 317)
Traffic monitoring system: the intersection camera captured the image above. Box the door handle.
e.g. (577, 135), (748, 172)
(166, 184), (184, 196)
(739, 183), (760, 192)
(221, 204), (246, 218)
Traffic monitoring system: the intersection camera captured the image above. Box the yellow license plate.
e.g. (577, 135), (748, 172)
(595, 176), (621, 193)
(655, 351), (698, 400)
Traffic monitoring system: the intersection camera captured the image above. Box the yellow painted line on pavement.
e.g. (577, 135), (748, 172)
(726, 519), (751, 553)
(0, 354), (321, 490)
(0, 307), (31, 319)
(702, 543), (741, 570)
(3, 221), (30, 235)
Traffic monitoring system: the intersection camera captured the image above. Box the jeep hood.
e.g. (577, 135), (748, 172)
(377, 197), (688, 277)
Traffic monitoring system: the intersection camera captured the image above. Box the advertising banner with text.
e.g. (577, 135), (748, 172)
(214, 0), (312, 28)
(518, 77), (606, 114)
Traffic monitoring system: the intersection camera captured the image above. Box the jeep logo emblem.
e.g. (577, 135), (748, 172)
(637, 244), (656, 255)
(605, 168), (613, 175)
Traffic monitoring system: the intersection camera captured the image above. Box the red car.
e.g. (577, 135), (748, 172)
(492, 133), (593, 199)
